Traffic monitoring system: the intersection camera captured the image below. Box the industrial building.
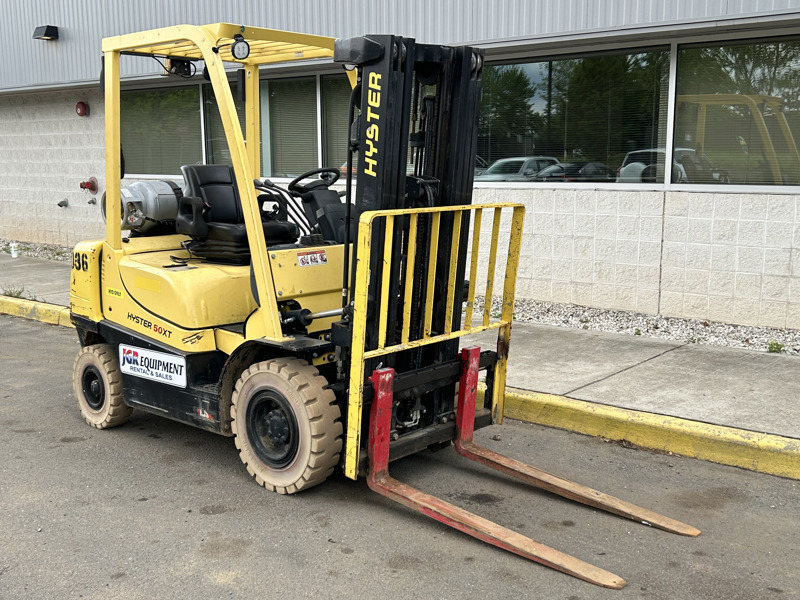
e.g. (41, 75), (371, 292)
(2, 1), (800, 328)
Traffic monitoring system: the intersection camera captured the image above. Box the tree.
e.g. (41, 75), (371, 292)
(678, 42), (800, 103)
(548, 52), (668, 162)
(478, 65), (541, 161)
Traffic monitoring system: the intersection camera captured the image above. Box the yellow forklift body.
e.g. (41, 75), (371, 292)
(100, 241), (218, 353)
(269, 245), (347, 331)
(117, 251), (257, 330)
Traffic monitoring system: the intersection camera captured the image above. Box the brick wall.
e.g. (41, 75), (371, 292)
(660, 192), (800, 328)
(0, 90), (106, 246)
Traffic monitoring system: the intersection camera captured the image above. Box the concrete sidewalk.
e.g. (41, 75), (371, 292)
(1, 251), (798, 479)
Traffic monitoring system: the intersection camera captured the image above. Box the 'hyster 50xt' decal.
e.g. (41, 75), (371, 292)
(119, 345), (187, 388)
(127, 312), (173, 339)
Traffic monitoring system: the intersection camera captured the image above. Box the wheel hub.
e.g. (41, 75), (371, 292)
(247, 391), (299, 469)
(82, 366), (105, 410)
(265, 409), (290, 446)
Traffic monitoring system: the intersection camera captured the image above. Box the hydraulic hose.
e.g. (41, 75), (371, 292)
(343, 81), (362, 308)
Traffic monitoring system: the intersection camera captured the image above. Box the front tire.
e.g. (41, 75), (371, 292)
(231, 358), (342, 494)
(73, 344), (132, 429)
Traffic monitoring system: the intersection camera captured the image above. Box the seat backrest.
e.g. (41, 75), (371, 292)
(181, 164), (243, 224)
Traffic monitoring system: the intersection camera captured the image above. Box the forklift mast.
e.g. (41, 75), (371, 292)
(328, 36), (523, 478)
(328, 37), (698, 590)
(343, 35), (481, 340)
(339, 35), (481, 212)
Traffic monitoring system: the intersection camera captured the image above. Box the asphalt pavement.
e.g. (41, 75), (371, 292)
(1, 316), (798, 599)
(0, 251), (798, 480)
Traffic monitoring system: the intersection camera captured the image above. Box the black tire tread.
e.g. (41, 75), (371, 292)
(73, 344), (132, 429)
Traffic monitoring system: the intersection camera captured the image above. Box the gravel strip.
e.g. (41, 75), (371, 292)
(0, 239), (72, 262)
(476, 296), (800, 356)
(1, 238), (797, 356)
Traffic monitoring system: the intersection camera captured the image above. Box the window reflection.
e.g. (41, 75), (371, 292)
(477, 49), (670, 182)
(677, 40), (800, 185)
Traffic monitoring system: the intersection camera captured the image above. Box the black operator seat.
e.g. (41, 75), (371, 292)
(175, 164), (299, 263)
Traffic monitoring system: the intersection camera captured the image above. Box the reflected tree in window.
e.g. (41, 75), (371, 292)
(678, 40), (800, 184)
(478, 65), (540, 163)
(549, 52), (668, 165)
(477, 49), (668, 179)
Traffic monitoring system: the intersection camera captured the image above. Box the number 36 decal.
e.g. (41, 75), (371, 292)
(72, 252), (89, 272)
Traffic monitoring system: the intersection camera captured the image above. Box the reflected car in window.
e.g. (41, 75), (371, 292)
(617, 148), (729, 184)
(474, 155), (489, 176)
(474, 156), (561, 182)
(530, 161), (615, 183)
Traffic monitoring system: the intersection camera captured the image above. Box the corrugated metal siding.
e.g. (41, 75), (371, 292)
(5, 0), (800, 91)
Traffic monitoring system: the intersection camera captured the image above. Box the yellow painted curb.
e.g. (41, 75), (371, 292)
(0, 297), (74, 328)
(497, 386), (800, 480)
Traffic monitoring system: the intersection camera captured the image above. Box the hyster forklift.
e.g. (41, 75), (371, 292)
(70, 23), (698, 588)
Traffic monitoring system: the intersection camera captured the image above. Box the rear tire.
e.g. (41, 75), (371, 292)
(73, 344), (132, 429)
(231, 358), (342, 494)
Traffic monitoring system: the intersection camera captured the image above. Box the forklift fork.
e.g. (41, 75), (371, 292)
(366, 347), (700, 589)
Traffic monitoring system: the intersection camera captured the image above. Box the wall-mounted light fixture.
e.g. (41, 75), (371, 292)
(33, 25), (59, 41)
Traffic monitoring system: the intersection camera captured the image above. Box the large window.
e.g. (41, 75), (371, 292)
(676, 38), (800, 185)
(322, 74), (354, 173)
(118, 41), (800, 188)
(121, 74), (353, 177)
(121, 87), (202, 174)
(478, 48), (670, 182)
(261, 77), (318, 178)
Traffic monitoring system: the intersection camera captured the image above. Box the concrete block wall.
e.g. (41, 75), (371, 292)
(472, 187), (800, 330)
(659, 192), (800, 329)
(1, 90), (798, 330)
(0, 90), (106, 247)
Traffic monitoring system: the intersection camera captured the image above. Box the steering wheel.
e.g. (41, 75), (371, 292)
(288, 167), (340, 195)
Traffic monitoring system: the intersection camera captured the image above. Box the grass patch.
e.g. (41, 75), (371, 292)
(1, 285), (40, 302)
(768, 341), (785, 354)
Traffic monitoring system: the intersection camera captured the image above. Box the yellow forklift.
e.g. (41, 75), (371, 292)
(70, 23), (697, 588)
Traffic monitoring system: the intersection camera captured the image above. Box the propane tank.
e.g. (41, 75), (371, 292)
(101, 180), (182, 234)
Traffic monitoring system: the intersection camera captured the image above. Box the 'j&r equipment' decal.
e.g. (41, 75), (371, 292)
(119, 345), (187, 388)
